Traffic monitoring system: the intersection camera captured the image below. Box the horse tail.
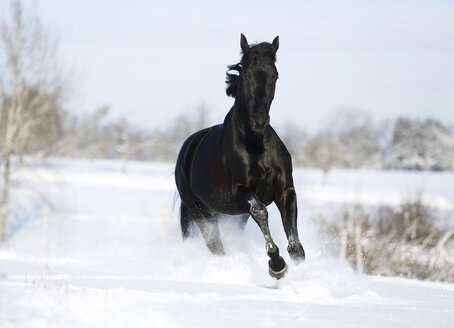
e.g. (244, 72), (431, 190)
(180, 202), (193, 239)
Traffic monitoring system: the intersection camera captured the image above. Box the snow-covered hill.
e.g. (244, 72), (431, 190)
(1, 160), (453, 327)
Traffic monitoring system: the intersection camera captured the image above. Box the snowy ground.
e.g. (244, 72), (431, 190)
(1, 159), (454, 327)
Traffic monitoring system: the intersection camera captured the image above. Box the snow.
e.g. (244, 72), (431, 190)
(1, 159), (454, 327)
(298, 168), (454, 210)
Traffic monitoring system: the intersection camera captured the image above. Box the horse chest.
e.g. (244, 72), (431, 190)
(246, 159), (275, 203)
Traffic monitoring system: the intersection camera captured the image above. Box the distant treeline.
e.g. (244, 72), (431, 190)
(48, 105), (454, 173)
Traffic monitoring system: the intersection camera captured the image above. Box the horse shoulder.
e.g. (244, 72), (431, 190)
(267, 128), (292, 167)
(266, 128), (294, 189)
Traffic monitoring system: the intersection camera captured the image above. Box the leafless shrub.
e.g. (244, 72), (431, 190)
(316, 197), (454, 282)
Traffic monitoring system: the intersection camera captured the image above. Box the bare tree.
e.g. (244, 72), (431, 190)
(0, 1), (67, 242)
(111, 119), (159, 173)
(329, 110), (384, 169)
(384, 118), (454, 171)
(303, 131), (341, 184)
(145, 103), (211, 162)
(66, 106), (115, 158)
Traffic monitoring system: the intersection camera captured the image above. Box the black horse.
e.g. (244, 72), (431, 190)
(175, 34), (305, 279)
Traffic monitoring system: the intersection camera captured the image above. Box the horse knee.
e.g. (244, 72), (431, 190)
(249, 200), (268, 222)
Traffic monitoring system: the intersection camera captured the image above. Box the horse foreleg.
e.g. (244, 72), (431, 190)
(275, 187), (305, 262)
(248, 199), (287, 279)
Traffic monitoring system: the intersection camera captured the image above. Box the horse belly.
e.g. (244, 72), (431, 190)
(206, 188), (242, 215)
(190, 162), (243, 215)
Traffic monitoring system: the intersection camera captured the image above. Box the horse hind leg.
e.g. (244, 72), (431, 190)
(180, 201), (225, 256)
(195, 213), (225, 256)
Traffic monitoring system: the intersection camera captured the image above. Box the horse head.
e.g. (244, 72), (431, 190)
(226, 34), (279, 132)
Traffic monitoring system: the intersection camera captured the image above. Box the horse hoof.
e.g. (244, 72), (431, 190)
(269, 263), (288, 280)
(288, 243), (306, 263)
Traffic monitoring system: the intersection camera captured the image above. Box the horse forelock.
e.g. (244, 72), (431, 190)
(241, 42), (277, 64)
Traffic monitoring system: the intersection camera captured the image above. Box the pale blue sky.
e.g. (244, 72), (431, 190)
(18, 0), (454, 131)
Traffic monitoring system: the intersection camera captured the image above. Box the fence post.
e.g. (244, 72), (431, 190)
(340, 211), (349, 261)
(44, 205), (51, 252)
(340, 228), (348, 260)
(355, 223), (363, 274)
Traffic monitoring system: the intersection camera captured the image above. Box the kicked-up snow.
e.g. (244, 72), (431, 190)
(1, 159), (453, 327)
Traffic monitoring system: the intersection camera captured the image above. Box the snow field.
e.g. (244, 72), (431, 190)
(1, 159), (454, 327)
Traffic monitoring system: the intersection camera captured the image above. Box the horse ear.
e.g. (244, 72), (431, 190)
(271, 35), (279, 53)
(240, 33), (250, 53)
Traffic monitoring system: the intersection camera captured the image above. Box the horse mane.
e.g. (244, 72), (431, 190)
(225, 63), (242, 98)
(225, 42), (276, 98)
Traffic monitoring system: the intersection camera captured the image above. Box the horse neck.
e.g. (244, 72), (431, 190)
(223, 98), (266, 152)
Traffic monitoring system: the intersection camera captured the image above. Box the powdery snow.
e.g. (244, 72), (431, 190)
(1, 159), (453, 327)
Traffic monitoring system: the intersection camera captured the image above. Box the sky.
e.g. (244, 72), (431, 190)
(15, 0), (454, 132)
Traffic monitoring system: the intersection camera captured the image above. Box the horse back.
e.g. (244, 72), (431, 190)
(175, 125), (219, 190)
